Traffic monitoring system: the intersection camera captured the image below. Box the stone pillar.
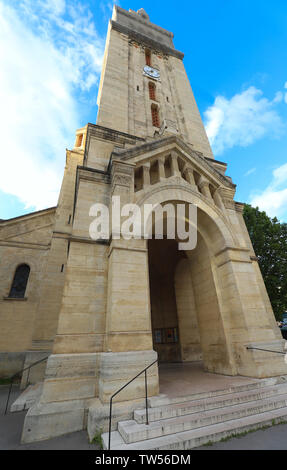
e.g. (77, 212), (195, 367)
(142, 163), (151, 189)
(157, 156), (165, 181)
(214, 246), (287, 378)
(105, 239), (153, 353)
(198, 176), (213, 201)
(183, 166), (197, 189)
(213, 187), (225, 212)
(99, 159), (159, 405)
(170, 152), (181, 177)
(101, 238), (158, 400)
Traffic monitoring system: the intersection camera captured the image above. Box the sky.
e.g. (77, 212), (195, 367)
(0, 0), (287, 221)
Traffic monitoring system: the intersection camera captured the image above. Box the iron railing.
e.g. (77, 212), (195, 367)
(246, 346), (286, 355)
(108, 359), (158, 450)
(4, 355), (48, 415)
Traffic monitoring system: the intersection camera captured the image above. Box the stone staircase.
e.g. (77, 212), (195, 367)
(102, 378), (287, 450)
(10, 382), (43, 412)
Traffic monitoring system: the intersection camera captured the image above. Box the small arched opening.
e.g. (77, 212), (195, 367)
(9, 264), (30, 298)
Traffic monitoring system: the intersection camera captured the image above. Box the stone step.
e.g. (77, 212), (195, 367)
(119, 392), (287, 443)
(147, 377), (281, 408)
(10, 382), (43, 412)
(102, 405), (287, 450)
(134, 383), (287, 423)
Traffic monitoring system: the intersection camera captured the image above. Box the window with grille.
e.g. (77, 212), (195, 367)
(151, 105), (160, 127)
(149, 82), (156, 101)
(145, 49), (151, 66)
(9, 264), (30, 298)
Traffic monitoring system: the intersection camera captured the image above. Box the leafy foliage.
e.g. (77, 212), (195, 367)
(243, 204), (287, 320)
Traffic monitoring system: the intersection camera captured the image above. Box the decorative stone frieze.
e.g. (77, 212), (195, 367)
(111, 160), (135, 195)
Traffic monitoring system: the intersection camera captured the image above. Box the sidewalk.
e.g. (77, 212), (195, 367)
(195, 421), (287, 450)
(0, 385), (99, 450)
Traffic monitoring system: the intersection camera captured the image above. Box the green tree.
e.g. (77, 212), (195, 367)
(243, 204), (287, 320)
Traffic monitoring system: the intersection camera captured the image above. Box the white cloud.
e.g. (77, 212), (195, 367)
(244, 168), (256, 176)
(204, 87), (283, 155)
(273, 91), (283, 103)
(0, 1), (104, 212)
(250, 163), (287, 219)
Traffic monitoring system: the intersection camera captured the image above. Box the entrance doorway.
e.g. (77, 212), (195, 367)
(148, 238), (191, 363)
(147, 205), (235, 375)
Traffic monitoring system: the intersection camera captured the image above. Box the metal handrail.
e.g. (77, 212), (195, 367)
(246, 346), (286, 355)
(108, 358), (158, 450)
(4, 355), (49, 415)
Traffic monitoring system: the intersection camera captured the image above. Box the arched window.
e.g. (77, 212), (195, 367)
(145, 49), (151, 66)
(9, 264), (30, 298)
(149, 82), (156, 101)
(151, 104), (160, 127)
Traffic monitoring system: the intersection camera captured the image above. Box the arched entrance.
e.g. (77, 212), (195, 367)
(144, 193), (237, 376)
(148, 229), (222, 369)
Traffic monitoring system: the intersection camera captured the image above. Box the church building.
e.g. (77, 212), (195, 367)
(0, 6), (286, 447)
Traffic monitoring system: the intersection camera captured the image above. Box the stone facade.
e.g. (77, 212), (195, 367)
(0, 6), (286, 443)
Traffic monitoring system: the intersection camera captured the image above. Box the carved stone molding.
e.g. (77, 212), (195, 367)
(111, 160), (135, 194)
(223, 198), (235, 210)
(235, 202), (245, 213)
(112, 174), (132, 187)
(111, 20), (184, 60)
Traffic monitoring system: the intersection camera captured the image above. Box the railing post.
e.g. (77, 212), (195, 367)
(106, 359), (157, 450)
(26, 367), (30, 388)
(145, 369), (149, 425)
(4, 378), (13, 415)
(108, 397), (113, 451)
(3, 356), (48, 416)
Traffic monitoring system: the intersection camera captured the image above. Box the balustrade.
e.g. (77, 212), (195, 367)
(133, 154), (226, 212)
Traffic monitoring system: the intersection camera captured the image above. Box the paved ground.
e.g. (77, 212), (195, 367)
(0, 385), (99, 450)
(159, 362), (261, 398)
(195, 422), (287, 450)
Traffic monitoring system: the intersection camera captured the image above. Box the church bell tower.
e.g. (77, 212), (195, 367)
(21, 6), (286, 445)
(97, 7), (213, 158)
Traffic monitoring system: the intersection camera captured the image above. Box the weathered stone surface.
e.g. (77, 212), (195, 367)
(1, 4), (286, 446)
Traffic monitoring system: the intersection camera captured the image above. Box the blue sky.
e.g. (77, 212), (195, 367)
(1, 0), (287, 221)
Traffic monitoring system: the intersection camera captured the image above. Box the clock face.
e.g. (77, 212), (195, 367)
(143, 66), (160, 80)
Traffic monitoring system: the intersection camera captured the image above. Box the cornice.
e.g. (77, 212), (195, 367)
(114, 6), (174, 39)
(84, 123), (145, 166)
(111, 20), (184, 60)
(0, 207), (56, 226)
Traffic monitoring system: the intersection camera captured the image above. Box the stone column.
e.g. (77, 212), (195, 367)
(170, 152), (181, 177)
(157, 156), (166, 181)
(142, 162), (151, 189)
(183, 166), (197, 190)
(101, 237), (158, 399)
(99, 159), (159, 405)
(213, 187), (225, 211)
(198, 176), (213, 201)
